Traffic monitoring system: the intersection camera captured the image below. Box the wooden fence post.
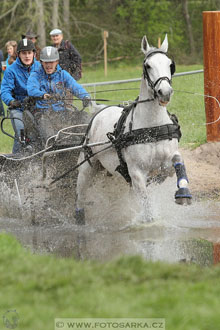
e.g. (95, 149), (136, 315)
(158, 37), (161, 48)
(203, 11), (220, 142)
(213, 243), (220, 265)
(103, 30), (109, 77)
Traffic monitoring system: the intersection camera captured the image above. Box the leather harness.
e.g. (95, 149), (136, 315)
(83, 50), (180, 183)
(106, 100), (181, 183)
(83, 100), (181, 184)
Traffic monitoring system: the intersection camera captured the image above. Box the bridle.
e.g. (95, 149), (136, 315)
(143, 50), (175, 99)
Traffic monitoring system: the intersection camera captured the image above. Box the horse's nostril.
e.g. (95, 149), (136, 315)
(158, 88), (173, 100)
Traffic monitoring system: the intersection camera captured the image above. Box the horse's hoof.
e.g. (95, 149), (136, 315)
(175, 197), (192, 205)
(75, 208), (85, 225)
(175, 187), (192, 205)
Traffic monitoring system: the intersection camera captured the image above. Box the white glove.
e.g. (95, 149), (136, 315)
(82, 96), (91, 108)
(43, 93), (51, 100)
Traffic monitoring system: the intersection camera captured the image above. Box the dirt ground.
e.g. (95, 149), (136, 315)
(181, 142), (220, 200)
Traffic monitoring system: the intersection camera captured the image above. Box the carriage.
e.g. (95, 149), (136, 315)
(0, 99), (91, 223)
(0, 34), (192, 224)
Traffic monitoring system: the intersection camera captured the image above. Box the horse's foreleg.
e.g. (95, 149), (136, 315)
(75, 156), (97, 224)
(172, 153), (192, 204)
(130, 170), (152, 220)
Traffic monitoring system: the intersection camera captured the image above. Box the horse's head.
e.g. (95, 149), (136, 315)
(141, 34), (174, 106)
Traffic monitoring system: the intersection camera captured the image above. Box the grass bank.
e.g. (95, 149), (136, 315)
(0, 63), (205, 154)
(0, 233), (220, 330)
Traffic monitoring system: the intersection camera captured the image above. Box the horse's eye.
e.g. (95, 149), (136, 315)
(146, 64), (151, 70)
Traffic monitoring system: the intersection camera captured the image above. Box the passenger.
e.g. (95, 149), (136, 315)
(27, 46), (91, 144)
(22, 30), (41, 61)
(5, 40), (17, 67)
(1, 39), (41, 154)
(50, 28), (82, 81)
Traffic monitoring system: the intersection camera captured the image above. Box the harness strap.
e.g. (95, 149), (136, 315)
(109, 113), (182, 183)
(115, 149), (131, 184)
(82, 105), (117, 163)
(113, 123), (181, 150)
(83, 97), (154, 164)
(113, 100), (138, 138)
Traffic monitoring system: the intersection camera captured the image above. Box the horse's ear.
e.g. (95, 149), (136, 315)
(160, 34), (168, 53)
(141, 36), (150, 55)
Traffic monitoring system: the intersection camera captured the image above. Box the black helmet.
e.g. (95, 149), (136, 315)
(17, 38), (36, 52)
(40, 46), (59, 62)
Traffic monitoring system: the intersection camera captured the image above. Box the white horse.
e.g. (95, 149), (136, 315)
(75, 34), (192, 224)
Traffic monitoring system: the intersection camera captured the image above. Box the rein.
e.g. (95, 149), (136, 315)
(52, 51), (177, 184)
(50, 143), (112, 185)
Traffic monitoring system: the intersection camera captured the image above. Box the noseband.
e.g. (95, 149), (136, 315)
(143, 50), (175, 98)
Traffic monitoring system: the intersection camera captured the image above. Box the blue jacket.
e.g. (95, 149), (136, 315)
(1, 57), (41, 111)
(6, 55), (10, 67)
(27, 64), (90, 112)
(0, 50), (3, 82)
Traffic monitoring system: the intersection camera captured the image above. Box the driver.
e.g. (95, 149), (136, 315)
(27, 46), (90, 112)
(1, 39), (41, 154)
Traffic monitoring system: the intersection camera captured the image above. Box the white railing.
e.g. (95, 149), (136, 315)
(82, 70), (204, 88)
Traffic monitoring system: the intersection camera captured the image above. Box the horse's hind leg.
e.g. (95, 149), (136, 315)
(75, 156), (97, 224)
(172, 153), (192, 205)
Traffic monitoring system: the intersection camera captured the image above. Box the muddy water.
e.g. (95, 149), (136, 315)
(0, 174), (220, 265)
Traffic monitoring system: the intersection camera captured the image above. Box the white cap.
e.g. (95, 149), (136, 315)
(50, 29), (62, 36)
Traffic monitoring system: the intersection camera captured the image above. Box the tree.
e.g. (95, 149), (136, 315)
(52, 0), (59, 28)
(0, 0), (219, 63)
(182, 0), (195, 56)
(63, 0), (70, 40)
(35, 0), (46, 47)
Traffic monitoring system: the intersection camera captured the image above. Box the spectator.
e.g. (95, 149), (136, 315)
(50, 28), (82, 81)
(0, 49), (5, 116)
(1, 39), (41, 154)
(5, 40), (17, 67)
(22, 30), (41, 61)
(27, 46), (90, 143)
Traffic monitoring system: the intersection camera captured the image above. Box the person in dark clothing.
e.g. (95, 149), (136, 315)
(50, 28), (82, 81)
(0, 49), (5, 116)
(22, 30), (41, 61)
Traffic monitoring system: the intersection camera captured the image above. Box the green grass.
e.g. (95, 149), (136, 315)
(0, 63), (205, 153)
(0, 114), (14, 153)
(0, 233), (220, 330)
(169, 71), (206, 148)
